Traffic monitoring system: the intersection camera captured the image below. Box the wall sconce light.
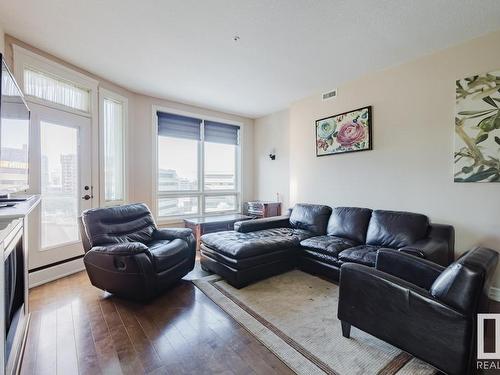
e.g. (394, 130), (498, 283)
(269, 152), (276, 160)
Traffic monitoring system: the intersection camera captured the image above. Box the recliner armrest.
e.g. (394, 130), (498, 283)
(376, 249), (445, 290)
(234, 216), (291, 233)
(399, 238), (449, 266)
(153, 228), (193, 240)
(92, 242), (149, 255)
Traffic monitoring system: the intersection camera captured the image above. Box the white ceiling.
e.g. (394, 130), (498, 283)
(1, 1), (500, 118)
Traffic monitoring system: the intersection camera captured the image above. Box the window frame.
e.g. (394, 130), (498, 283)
(13, 45), (98, 118)
(152, 106), (242, 224)
(99, 88), (128, 207)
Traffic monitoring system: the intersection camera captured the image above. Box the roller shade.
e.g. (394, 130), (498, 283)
(157, 111), (201, 140)
(204, 121), (240, 145)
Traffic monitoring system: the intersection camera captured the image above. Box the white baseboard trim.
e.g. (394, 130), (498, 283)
(489, 286), (500, 302)
(29, 258), (85, 288)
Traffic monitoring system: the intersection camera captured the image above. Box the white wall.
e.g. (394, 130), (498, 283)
(255, 30), (500, 287)
(0, 23), (5, 54)
(254, 109), (290, 208)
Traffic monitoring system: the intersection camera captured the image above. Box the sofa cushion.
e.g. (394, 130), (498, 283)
(302, 249), (342, 267)
(366, 210), (429, 248)
(149, 239), (190, 273)
(289, 204), (332, 235)
(327, 207), (372, 244)
(201, 228), (313, 259)
(338, 245), (381, 267)
(300, 235), (356, 257)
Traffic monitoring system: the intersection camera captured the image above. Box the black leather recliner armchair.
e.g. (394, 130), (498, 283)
(79, 203), (196, 300)
(338, 247), (499, 375)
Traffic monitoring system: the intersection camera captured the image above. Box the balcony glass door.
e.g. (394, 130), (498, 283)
(28, 103), (92, 269)
(40, 122), (80, 248)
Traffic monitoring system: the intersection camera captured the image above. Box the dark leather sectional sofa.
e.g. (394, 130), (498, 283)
(200, 203), (455, 288)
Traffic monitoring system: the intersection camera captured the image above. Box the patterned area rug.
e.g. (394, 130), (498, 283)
(193, 270), (437, 375)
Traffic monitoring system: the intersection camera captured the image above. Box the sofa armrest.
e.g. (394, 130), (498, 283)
(339, 263), (435, 307)
(399, 238), (449, 266)
(376, 249), (445, 290)
(338, 263), (465, 319)
(92, 242), (149, 255)
(234, 216), (291, 233)
(153, 228), (193, 240)
(430, 223), (455, 264)
(430, 247), (499, 315)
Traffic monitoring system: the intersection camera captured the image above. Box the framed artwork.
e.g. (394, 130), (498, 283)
(454, 70), (500, 182)
(315, 106), (372, 157)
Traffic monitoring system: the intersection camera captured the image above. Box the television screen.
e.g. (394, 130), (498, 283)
(0, 57), (30, 196)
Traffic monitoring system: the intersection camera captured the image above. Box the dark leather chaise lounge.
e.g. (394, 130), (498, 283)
(79, 203), (196, 300)
(200, 203), (454, 288)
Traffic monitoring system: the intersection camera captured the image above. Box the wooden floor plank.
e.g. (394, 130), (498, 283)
(99, 299), (144, 375)
(143, 304), (207, 374)
(86, 297), (123, 375)
(19, 311), (41, 375)
(72, 299), (103, 375)
(34, 308), (57, 375)
(114, 300), (163, 373)
(130, 305), (189, 375)
(56, 304), (79, 375)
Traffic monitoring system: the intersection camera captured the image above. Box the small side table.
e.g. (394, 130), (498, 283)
(184, 214), (253, 251)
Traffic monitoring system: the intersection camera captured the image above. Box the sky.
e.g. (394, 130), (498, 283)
(1, 118), (29, 149)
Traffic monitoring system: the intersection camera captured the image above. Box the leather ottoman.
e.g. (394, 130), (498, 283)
(200, 227), (313, 288)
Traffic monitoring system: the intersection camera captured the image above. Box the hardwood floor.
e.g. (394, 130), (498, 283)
(20, 267), (294, 375)
(20, 264), (500, 375)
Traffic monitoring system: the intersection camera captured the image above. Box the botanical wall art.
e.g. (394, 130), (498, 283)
(455, 71), (500, 182)
(315, 106), (372, 156)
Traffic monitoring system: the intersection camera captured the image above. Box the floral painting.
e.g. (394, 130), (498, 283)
(315, 106), (372, 156)
(455, 71), (500, 182)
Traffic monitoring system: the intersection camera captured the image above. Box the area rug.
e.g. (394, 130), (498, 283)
(193, 270), (437, 375)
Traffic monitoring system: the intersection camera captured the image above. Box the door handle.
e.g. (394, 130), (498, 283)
(82, 185), (93, 200)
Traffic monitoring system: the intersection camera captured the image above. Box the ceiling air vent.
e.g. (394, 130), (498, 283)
(322, 89), (337, 101)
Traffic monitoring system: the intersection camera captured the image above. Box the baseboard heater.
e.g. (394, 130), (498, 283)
(28, 255), (85, 289)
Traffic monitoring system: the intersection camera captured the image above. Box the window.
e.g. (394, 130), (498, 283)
(40, 122), (79, 248)
(100, 89), (127, 205)
(24, 67), (90, 112)
(156, 111), (240, 219)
